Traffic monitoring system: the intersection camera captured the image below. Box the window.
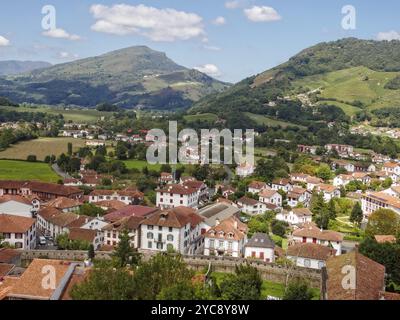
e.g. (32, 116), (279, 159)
(219, 240), (224, 248)
(167, 234), (174, 241)
(169, 227), (173, 232)
(318, 261), (325, 269)
(209, 240), (215, 248)
(228, 241), (233, 250)
(304, 259), (311, 268)
(148, 241), (152, 249)
(148, 225), (153, 230)
(15, 233), (23, 239)
(147, 232), (154, 239)
(15, 242), (23, 249)
(158, 226), (162, 231)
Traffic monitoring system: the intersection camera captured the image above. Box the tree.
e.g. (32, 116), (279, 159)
(67, 142), (73, 156)
(271, 220), (288, 237)
(283, 278), (314, 300)
(316, 164), (332, 181)
(71, 261), (135, 300)
(26, 155), (37, 162)
(133, 254), (194, 300)
(365, 209), (400, 236)
(79, 203), (106, 217)
(219, 265), (263, 300)
(327, 199), (337, 219)
(88, 244), (95, 260)
(113, 229), (140, 268)
(350, 202), (363, 226)
(315, 211), (330, 230)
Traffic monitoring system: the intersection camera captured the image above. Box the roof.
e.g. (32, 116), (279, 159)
(245, 233), (275, 249)
(287, 243), (336, 261)
(182, 180), (206, 189)
(0, 195), (33, 205)
(364, 192), (400, 209)
(326, 251), (385, 300)
(379, 291), (400, 300)
(0, 214), (35, 233)
(383, 162), (399, 168)
(237, 196), (259, 206)
(317, 184), (339, 193)
(141, 206), (203, 229)
(8, 259), (77, 300)
(103, 205), (158, 223)
(66, 215), (93, 229)
(47, 212), (79, 227)
(38, 207), (61, 221)
(44, 197), (80, 210)
(0, 249), (21, 264)
(374, 235), (397, 244)
(272, 178), (291, 186)
(0, 264), (14, 277)
(68, 228), (97, 243)
(0, 276), (20, 300)
(156, 184), (198, 195)
(290, 208), (313, 217)
(93, 200), (127, 211)
(90, 188), (143, 198)
(28, 181), (82, 197)
(248, 181), (267, 190)
(259, 189), (278, 198)
(198, 203), (240, 227)
(205, 216), (247, 241)
(293, 223), (343, 242)
(103, 216), (145, 231)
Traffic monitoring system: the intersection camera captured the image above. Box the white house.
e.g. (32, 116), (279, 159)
(315, 184), (341, 202)
(333, 174), (353, 187)
(156, 184), (199, 209)
(236, 197), (268, 215)
(276, 208), (313, 226)
(286, 243), (336, 270)
(89, 189), (143, 205)
(43, 197), (81, 213)
(203, 216), (248, 258)
(292, 222), (343, 255)
(361, 192), (400, 219)
(244, 233), (275, 263)
(258, 189), (282, 208)
(103, 216), (145, 248)
(271, 179), (293, 193)
(0, 214), (36, 249)
(68, 228), (104, 250)
(248, 181), (268, 194)
(287, 187), (311, 207)
(382, 186), (400, 198)
(0, 195), (40, 218)
(139, 206), (204, 254)
(382, 162), (400, 176)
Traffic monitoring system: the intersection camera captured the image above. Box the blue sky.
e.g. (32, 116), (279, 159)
(0, 0), (400, 82)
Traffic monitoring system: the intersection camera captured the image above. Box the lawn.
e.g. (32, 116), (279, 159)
(244, 112), (306, 129)
(1, 105), (112, 123)
(0, 137), (86, 161)
(123, 160), (162, 171)
(184, 113), (218, 123)
(0, 160), (59, 182)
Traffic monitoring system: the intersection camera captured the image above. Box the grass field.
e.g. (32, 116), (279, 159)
(244, 112), (306, 129)
(211, 272), (320, 299)
(123, 160), (162, 171)
(1, 105), (112, 123)
(0, 137), (86, 161)
(184, 113), (218, 123)
(293, 66), (400, 115)
(0, 160), (58, 182)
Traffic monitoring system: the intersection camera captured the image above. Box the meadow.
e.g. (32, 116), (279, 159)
(0, 137), (86, 161)
(0, 160), (59, 182)
(244, 112), (306, 129)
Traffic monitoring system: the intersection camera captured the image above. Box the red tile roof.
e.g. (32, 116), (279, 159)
(103, 205), (158, 223)
(0, 214), (35, 233)
(287, 243), (336, 261)
(141, 206), (203, 229)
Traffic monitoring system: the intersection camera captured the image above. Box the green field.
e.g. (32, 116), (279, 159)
(1, 105), (112, 123)
(123, 160), (163, 171)
(244, 112), (306, 129)
(184, 113), (218, 123)
(0, 137), (86, 161)
(0, 160), (58, 182)
(293, 66), (400, 115)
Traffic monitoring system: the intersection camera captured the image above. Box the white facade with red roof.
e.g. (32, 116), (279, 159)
(0, 214), (36, 250)
(156, 184), (199, 209)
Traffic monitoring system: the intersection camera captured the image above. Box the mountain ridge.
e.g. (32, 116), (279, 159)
(0, 60), (52, 76)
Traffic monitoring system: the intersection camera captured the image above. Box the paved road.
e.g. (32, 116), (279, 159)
(51, 163), (73, 179)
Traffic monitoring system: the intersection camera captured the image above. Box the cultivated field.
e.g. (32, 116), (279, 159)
(0, 137), (86, 161)
(0, 160), (59, 182)
(244, 112), (306, 129)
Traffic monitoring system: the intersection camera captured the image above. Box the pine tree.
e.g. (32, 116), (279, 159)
(350, 202), (363, 226)
(113, 229), (140, 268)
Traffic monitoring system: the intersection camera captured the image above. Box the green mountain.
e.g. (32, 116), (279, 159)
(0, 46), (229, 109)
(0, 60), (51, 76)
(191, 38), (400, 117)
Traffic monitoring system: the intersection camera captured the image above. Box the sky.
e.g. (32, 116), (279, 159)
(1, 0), (400, 83)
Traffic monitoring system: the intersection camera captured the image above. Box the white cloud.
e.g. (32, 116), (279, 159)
(225, 1), (241, 9)
(213, 16), (226, 26)
(42, 28), (81, 41)
(0, 35), (10, 46)
(194, 64), (221, 77)
(244, 6), (281, 22)
(377, 30), (400, 41)
(57, 51), (79, 60)
(90, 4), (205, 42)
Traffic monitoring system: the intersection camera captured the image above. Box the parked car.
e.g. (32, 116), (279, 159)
(39, 236), (47, 246)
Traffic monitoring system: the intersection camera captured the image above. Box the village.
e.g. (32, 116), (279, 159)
(1, 128), (400, 300)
